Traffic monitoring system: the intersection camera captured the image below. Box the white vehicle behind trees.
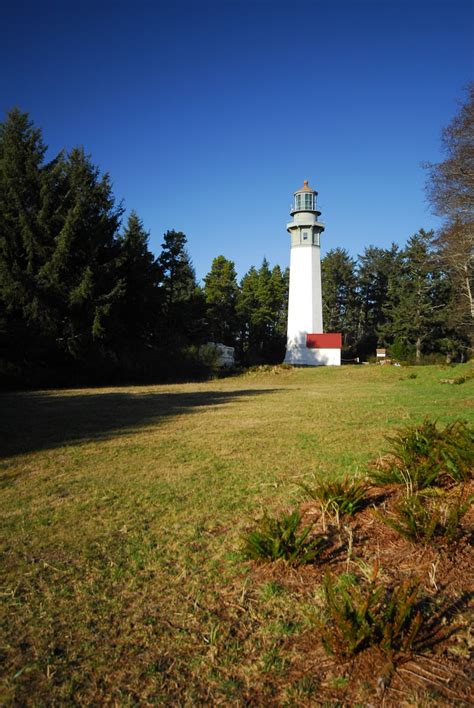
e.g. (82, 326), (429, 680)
(200, 342), (235, 368)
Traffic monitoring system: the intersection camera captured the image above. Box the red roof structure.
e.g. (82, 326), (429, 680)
(306, 333), (342, 349)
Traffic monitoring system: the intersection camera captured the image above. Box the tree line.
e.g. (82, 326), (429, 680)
(0, 108), (288, 386)
(0, 89), (471, 386)
(322, 228), (470, 362)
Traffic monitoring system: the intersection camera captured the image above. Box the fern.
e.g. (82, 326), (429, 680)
(376, 490), (473, 543)
(318, 569), (423, 659)
(242, 510), (325, 565)
(300, 475), (368, 516)
(371, 418), (473, 489)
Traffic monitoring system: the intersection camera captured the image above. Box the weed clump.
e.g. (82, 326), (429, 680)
(242, 509), (325, 565)
(377, 489), (473, 544)
(246, 364), (293, 376)
(440, 368), (473, 385)
(371, 418), (473, 489)
(317, 566), (423, 660)
(300, 475), (368, 519)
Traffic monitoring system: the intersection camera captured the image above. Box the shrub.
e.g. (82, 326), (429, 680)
(413, 353), (448, 366)
(242, 510), (325, 565)
(377, 490), (473, 544)
(454, 376), (466, 384)
(317, 567), (423, 659)
(370, 418), (473, 489)
(389, 338), (415, 361)
(300, 475), (368, 518)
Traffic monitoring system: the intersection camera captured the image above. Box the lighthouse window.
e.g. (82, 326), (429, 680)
(295, 194), (302, 210)
(304, 193), (313, 209)
(303, 232), (308, 240)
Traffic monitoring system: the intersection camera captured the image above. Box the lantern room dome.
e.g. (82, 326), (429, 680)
(294, 180), (316, 195)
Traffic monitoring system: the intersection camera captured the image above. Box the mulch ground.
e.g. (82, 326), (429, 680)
(235, 480), (474, 705)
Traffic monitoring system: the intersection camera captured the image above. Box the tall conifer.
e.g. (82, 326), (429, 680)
(203, 255), (239, 345)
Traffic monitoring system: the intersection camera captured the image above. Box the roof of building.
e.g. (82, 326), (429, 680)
(294, 180), (316, 194)
(306, 333), (342, 349)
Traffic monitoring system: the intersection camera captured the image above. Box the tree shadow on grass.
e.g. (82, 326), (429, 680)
(0, 388), (280, 463)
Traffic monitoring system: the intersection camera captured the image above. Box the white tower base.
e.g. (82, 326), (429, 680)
(284, 344), (341, 366)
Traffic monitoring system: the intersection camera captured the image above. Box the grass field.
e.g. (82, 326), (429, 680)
(1, 364), (472, 704)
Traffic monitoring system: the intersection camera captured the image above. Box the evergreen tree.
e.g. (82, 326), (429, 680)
(116, 210), (162, 343)
(203, 255), (239, 345)
(356, 244), (400, 357)
(0, 108), (53, 367)
(380, 229), (447, 360)
(321, 248), (359, 352)
(269, 263), (289, 354)
(237, 258), (288, 363)
(157, 230), (203, 346)
(38, 147), (124, 361)
(0, 109), (216, 383)
(0, 110), (131, 380)
(253, 257), (274, 355)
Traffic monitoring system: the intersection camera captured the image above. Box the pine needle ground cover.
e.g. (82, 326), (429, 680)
(0, 364), (472, 704)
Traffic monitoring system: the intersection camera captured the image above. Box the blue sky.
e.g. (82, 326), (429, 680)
(1, 0), (472, 280)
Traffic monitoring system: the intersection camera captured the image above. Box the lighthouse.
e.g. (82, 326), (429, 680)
(284, 181), (341, 366)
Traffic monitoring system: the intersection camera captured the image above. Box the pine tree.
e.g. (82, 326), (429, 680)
(321, 248), (359, 352)
(237, 265), (259, 361)
(38, 147), (124, 360)
(0, 108), (55, 368)
(237, 259), (288, 363)
(269, 264), (289, 352)
(157, 230), (203, 346)
(356, 244), (400, 357)
(380, 230), (447, 360)
(203, 255), (239, 345)
(116, 210), (162, 343)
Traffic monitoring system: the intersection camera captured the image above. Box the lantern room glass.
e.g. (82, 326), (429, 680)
(294, 192), (314, 211)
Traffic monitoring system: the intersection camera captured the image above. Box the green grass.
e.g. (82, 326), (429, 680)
(0, 363), (472, 703)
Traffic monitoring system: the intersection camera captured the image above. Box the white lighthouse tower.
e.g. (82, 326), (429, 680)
(284, 180), (341, 366)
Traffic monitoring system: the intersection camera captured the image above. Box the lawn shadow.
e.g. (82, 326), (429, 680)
(0, 387), (280, 462)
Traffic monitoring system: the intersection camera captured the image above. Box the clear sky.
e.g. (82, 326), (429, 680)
(1, 0), (472, 280)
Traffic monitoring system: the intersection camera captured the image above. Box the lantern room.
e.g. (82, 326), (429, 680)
(290, 180), (321, 216)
